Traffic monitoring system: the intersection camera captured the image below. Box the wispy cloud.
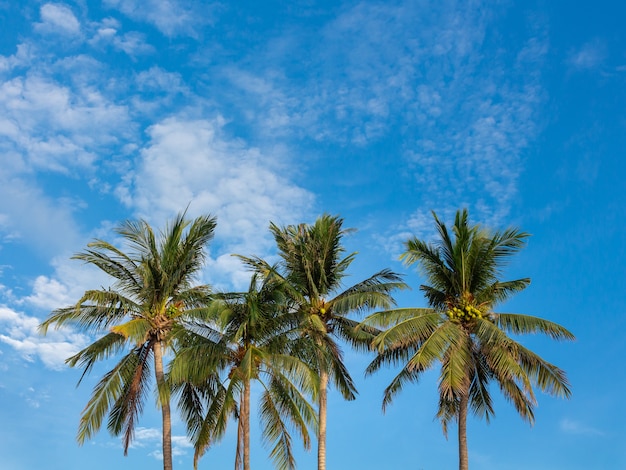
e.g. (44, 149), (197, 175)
(103, 0), (216, 37)
(21, 386), (51, 409)
(560, 418), (604, 436)
(567, 40), (606, 70)
(214, 1), (544, 241)
(132, 427), (192, 458)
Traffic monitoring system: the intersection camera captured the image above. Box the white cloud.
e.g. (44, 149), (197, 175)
(0, 64), (133, 256)
(35, 3), (81, 36)
(116, 116), (314, 288)
(0, 74), (131, 173)
(133, 427), (162, 444)
(0, 43), (37, 73)
(0, 305), (89, 370)
(23, 276), (72, 311)
(133, 427), (191, 458)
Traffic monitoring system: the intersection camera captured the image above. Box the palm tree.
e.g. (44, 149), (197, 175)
(39, 212), (217, 470)
(239, 214), (407, 470)
(362, 209), (574, 470)
(170, 272), (318, 470)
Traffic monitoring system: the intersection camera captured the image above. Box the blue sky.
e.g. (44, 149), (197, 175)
(0, 0), (624, 469)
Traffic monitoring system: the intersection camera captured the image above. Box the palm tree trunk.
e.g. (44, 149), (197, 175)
(317, 368), (328, 470)
(235, 402), (243, 470)
(458, 391), (469, 470)
(243, 378), (251, 470)
(154, 340), (173, 470)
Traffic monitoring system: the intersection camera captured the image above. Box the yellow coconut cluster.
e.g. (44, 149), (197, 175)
(446, 305), (483, 321)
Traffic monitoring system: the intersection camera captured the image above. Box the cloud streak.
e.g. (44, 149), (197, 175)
(560, 418), (604, 437)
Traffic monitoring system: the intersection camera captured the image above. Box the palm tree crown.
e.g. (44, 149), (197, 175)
(39, 212), (217, 470)
(363, 209), (574, 470)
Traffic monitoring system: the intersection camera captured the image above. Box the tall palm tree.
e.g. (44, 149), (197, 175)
(362, 209), (574, 470)
(170, 272), (318, 470)
(39, 212), (217, 470)
(239, 214), (407, 470)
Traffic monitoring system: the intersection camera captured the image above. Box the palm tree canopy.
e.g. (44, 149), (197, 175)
(363, 209), (574, 433)
(39, 212), (217, 454)
(238, 214), (407, 394)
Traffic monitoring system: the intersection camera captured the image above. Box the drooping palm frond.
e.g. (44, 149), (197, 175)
(66, 331), (128, 385)
(259, 360), (318, 470)
(107, 342), (153, 454)
(76, 344), (151, 446)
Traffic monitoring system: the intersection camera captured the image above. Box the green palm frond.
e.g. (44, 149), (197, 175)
(330, 268), (407, 316)
(360, 307), (434, 329)
(515, 343), (572, 399)
(108, 342), (153, 454)
(77, 344), (150, 446)
(436, 394), (458, 438)
(467, 352), (495, 422)
(66, 332), (127, 384)
(369, 310), (441, 354)
(331, 316), (379, 352)
(495, 313), (575, 340)
(39, 290), (138, 334)
(436, 328), (472, 401)
(380, 363), (422, 411)
(74, 242), (143, 296)
(259, 364), (318, 470)
(111, 318), (153, 344)
(259, 385), (297, 470)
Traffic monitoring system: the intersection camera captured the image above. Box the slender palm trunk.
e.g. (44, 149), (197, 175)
(458, 391), (469, 470)
(235, 402), (243, 470)
(317, 368), (328, 470)
(243, 378), (251, 470)
(154, 341), (173, 470)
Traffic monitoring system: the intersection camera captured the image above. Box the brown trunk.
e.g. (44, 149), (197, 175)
(154, 341), (173, 470)
(243, 378), (251, 470)
(317, 368), (328, 470)
(458, 391), (469, 470)
(235, 400), (243, 470)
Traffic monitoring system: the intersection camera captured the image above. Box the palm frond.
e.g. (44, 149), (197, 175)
(495, 313), (575, 340)
(66, 332), (128, 385)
